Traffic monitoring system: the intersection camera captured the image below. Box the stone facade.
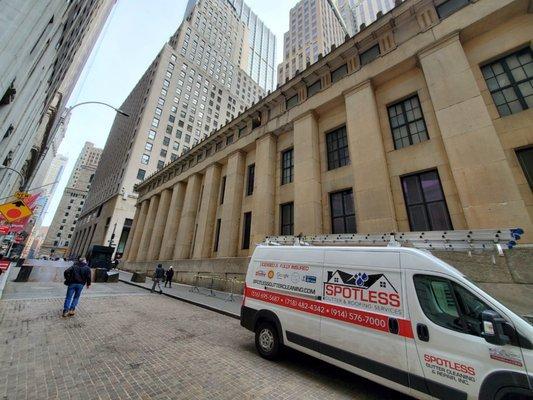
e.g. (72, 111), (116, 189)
(0, 0), (114, 199)
(125, 0), (533, 276)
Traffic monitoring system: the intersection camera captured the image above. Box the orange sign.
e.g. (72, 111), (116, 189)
(0, 200), (33, 223)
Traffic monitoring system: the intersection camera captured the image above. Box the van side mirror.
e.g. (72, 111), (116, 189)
(481, 310), (510, 346)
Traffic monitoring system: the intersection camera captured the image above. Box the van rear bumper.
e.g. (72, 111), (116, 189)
(240, 305), (256, 331)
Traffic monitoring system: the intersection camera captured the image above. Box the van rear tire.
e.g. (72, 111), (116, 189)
(255, 322), (281, 360)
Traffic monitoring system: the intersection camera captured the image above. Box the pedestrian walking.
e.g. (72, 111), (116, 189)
(151, 264), (164, 294)
(62, 257), (91, 318)
(164, 266), (174, 288)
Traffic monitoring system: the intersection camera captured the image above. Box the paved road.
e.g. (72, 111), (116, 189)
(0, 281), (411, 400)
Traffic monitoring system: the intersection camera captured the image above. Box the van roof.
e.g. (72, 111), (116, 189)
(253, 245), (464, 277)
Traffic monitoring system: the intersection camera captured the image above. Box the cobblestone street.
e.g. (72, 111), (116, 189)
(0, 282), (410, 400)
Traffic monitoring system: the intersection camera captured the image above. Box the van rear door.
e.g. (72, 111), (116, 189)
(405, 269), (529, 399)
(319, 250), (412, 394)
(247, 247), (325, 357)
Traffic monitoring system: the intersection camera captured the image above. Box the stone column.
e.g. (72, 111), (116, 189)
(136, 195), (160, 262)
(218, 151), (246, 257)
(147, 188), (172, 261)
(344, 80), (398, 232)
(419, 34), (531, 232)
(159, 182), (186, 260)
(192, 164), (222, 258)
(252, 133), (276, 245)
(173, 174), (202, 259)
(123, 204), (140, 261)
(127, 200), (149, 261)
(294, 111), (323, 234)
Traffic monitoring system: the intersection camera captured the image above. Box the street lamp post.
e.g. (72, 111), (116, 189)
(0, 166), (25, 191)
(24, 101), (129, 192)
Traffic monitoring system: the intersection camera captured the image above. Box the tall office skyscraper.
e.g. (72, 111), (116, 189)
(70, 0), (274, 258)
(41, 142), (101, 258)
(352, 0), (396, 30)
(277, 0), (346, 84)
(22, 154), (68, 258)
(225, 0), (277, 92)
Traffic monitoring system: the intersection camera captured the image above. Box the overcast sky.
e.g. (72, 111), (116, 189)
(43, 0), (298, 225)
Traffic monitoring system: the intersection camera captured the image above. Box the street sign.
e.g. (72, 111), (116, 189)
(0, 200), (33, 223)
(14, 192), (30, 200)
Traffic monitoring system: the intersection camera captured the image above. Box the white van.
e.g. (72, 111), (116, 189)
(241, 245), (533, 400)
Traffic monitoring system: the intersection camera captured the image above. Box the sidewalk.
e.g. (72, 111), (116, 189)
(118, 270), (242, 318)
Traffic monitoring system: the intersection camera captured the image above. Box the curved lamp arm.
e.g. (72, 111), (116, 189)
(67, 101), (129, 117)
(0, 165), (25, 189)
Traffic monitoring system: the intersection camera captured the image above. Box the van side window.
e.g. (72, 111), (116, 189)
(413, 275), (493, 337)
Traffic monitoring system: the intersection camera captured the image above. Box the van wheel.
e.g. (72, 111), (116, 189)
(255, 322), (281, 360)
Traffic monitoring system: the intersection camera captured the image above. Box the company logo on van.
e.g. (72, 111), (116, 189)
(324, 270), (401, 314)
(255, 270), (267, 277)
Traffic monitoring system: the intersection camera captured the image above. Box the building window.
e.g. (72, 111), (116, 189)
(163, 137), (170, 146)
(213, 219), (221, 252)
(145, 142), (153, 151)
(219, 176), (226, 204)
(246, 164), (255, 196)
(148, 130), (156, 140)
(160, 149), (167, 157)
(151, 118), (159, 128)
(481, 47), (533, 117)
(436, 0), (470, 19)
(360, 44), (380, 66)
(307, 80), (321, 97)
(401, 169), (452, 231)
(281, 148), (293, 185)
(388, 95), (428, 149)
(242, 212), (252, 249)
(226, 134), (234, 145)
(331, 64), (348, 83)
(280, 202), (294, 235)
(516, 147), (533, 189)
(141, 154), (150, 164)
(157, 160), (164, 170)
(286, 94), (299, 110)
(326, 126), (350, 170)
(330, 189), (356, 234)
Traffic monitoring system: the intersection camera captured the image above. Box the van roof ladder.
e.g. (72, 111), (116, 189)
(264, 228), (524, 254)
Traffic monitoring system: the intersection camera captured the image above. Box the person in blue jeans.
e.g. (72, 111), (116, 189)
(62, 257), (92, 318)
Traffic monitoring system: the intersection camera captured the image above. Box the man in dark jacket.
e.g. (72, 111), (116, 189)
(62, 257), (91, 318)
(164, 266), (174, 288)
(151, 264), (164, 294)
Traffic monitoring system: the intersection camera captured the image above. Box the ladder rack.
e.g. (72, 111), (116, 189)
(264, 229), (524, 253)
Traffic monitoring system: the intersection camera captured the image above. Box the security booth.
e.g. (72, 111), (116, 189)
(86, 245), (115, 270)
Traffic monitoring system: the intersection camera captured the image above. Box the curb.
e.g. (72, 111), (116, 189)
(119, 278), (240, 320)
(0, 263), (14, 300)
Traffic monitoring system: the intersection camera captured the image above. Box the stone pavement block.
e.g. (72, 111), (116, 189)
(0, 282), (409, 400)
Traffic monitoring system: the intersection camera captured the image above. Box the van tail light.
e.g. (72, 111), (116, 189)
(242, 283), (247, 307)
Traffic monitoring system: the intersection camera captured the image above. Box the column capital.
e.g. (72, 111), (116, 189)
(293, 109), (318, 124)
(255, 131), (277, 144)
(227, 149), (247, 160)
(417, 31), (461, 60)
(343, 79), (373, 99)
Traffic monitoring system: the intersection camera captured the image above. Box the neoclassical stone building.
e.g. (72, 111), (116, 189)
(123, 0), (533, 275)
